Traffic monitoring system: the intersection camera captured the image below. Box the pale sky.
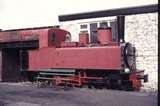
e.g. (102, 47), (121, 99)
(0, 0), (157, 30)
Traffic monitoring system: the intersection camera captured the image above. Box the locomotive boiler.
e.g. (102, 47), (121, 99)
(27, 26), (148, 90)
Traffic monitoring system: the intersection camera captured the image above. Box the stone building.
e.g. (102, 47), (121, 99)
(125, 13), (158, 91)
(59, 4), (158, 91)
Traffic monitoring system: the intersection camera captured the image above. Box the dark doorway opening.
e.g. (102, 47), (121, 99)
(0, 41), (38, 82)
(0, 49), (20, 82)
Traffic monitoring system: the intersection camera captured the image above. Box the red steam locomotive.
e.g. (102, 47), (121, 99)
(0, 25), (148, 90)
(26, 26), (147, 90)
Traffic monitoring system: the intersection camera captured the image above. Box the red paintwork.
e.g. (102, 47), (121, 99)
(39, 28), (70, 48)
(129, 70), (145, 90)
(60, 42), (79, 47)
(97, 28), (112, 44)
(0, 29), (40, 42)
(79, 33), (89, 45)
(28, 46), (122, 70)
(129, 73), (141, 90)
(0, 28), (70, 45)
(28, 27), (122, 71)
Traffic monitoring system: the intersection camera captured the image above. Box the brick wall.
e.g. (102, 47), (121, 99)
(125, 13), (158, 91)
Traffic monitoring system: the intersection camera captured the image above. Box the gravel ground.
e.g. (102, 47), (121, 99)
(0, 82), (157, 106)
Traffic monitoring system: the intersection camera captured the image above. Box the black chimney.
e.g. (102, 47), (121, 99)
(117, 15), (125, 43)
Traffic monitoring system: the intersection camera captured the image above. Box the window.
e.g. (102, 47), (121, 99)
(80, 24), (87, 29)
(79, 24), (88, 33)
(99, 22), (108, 28)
